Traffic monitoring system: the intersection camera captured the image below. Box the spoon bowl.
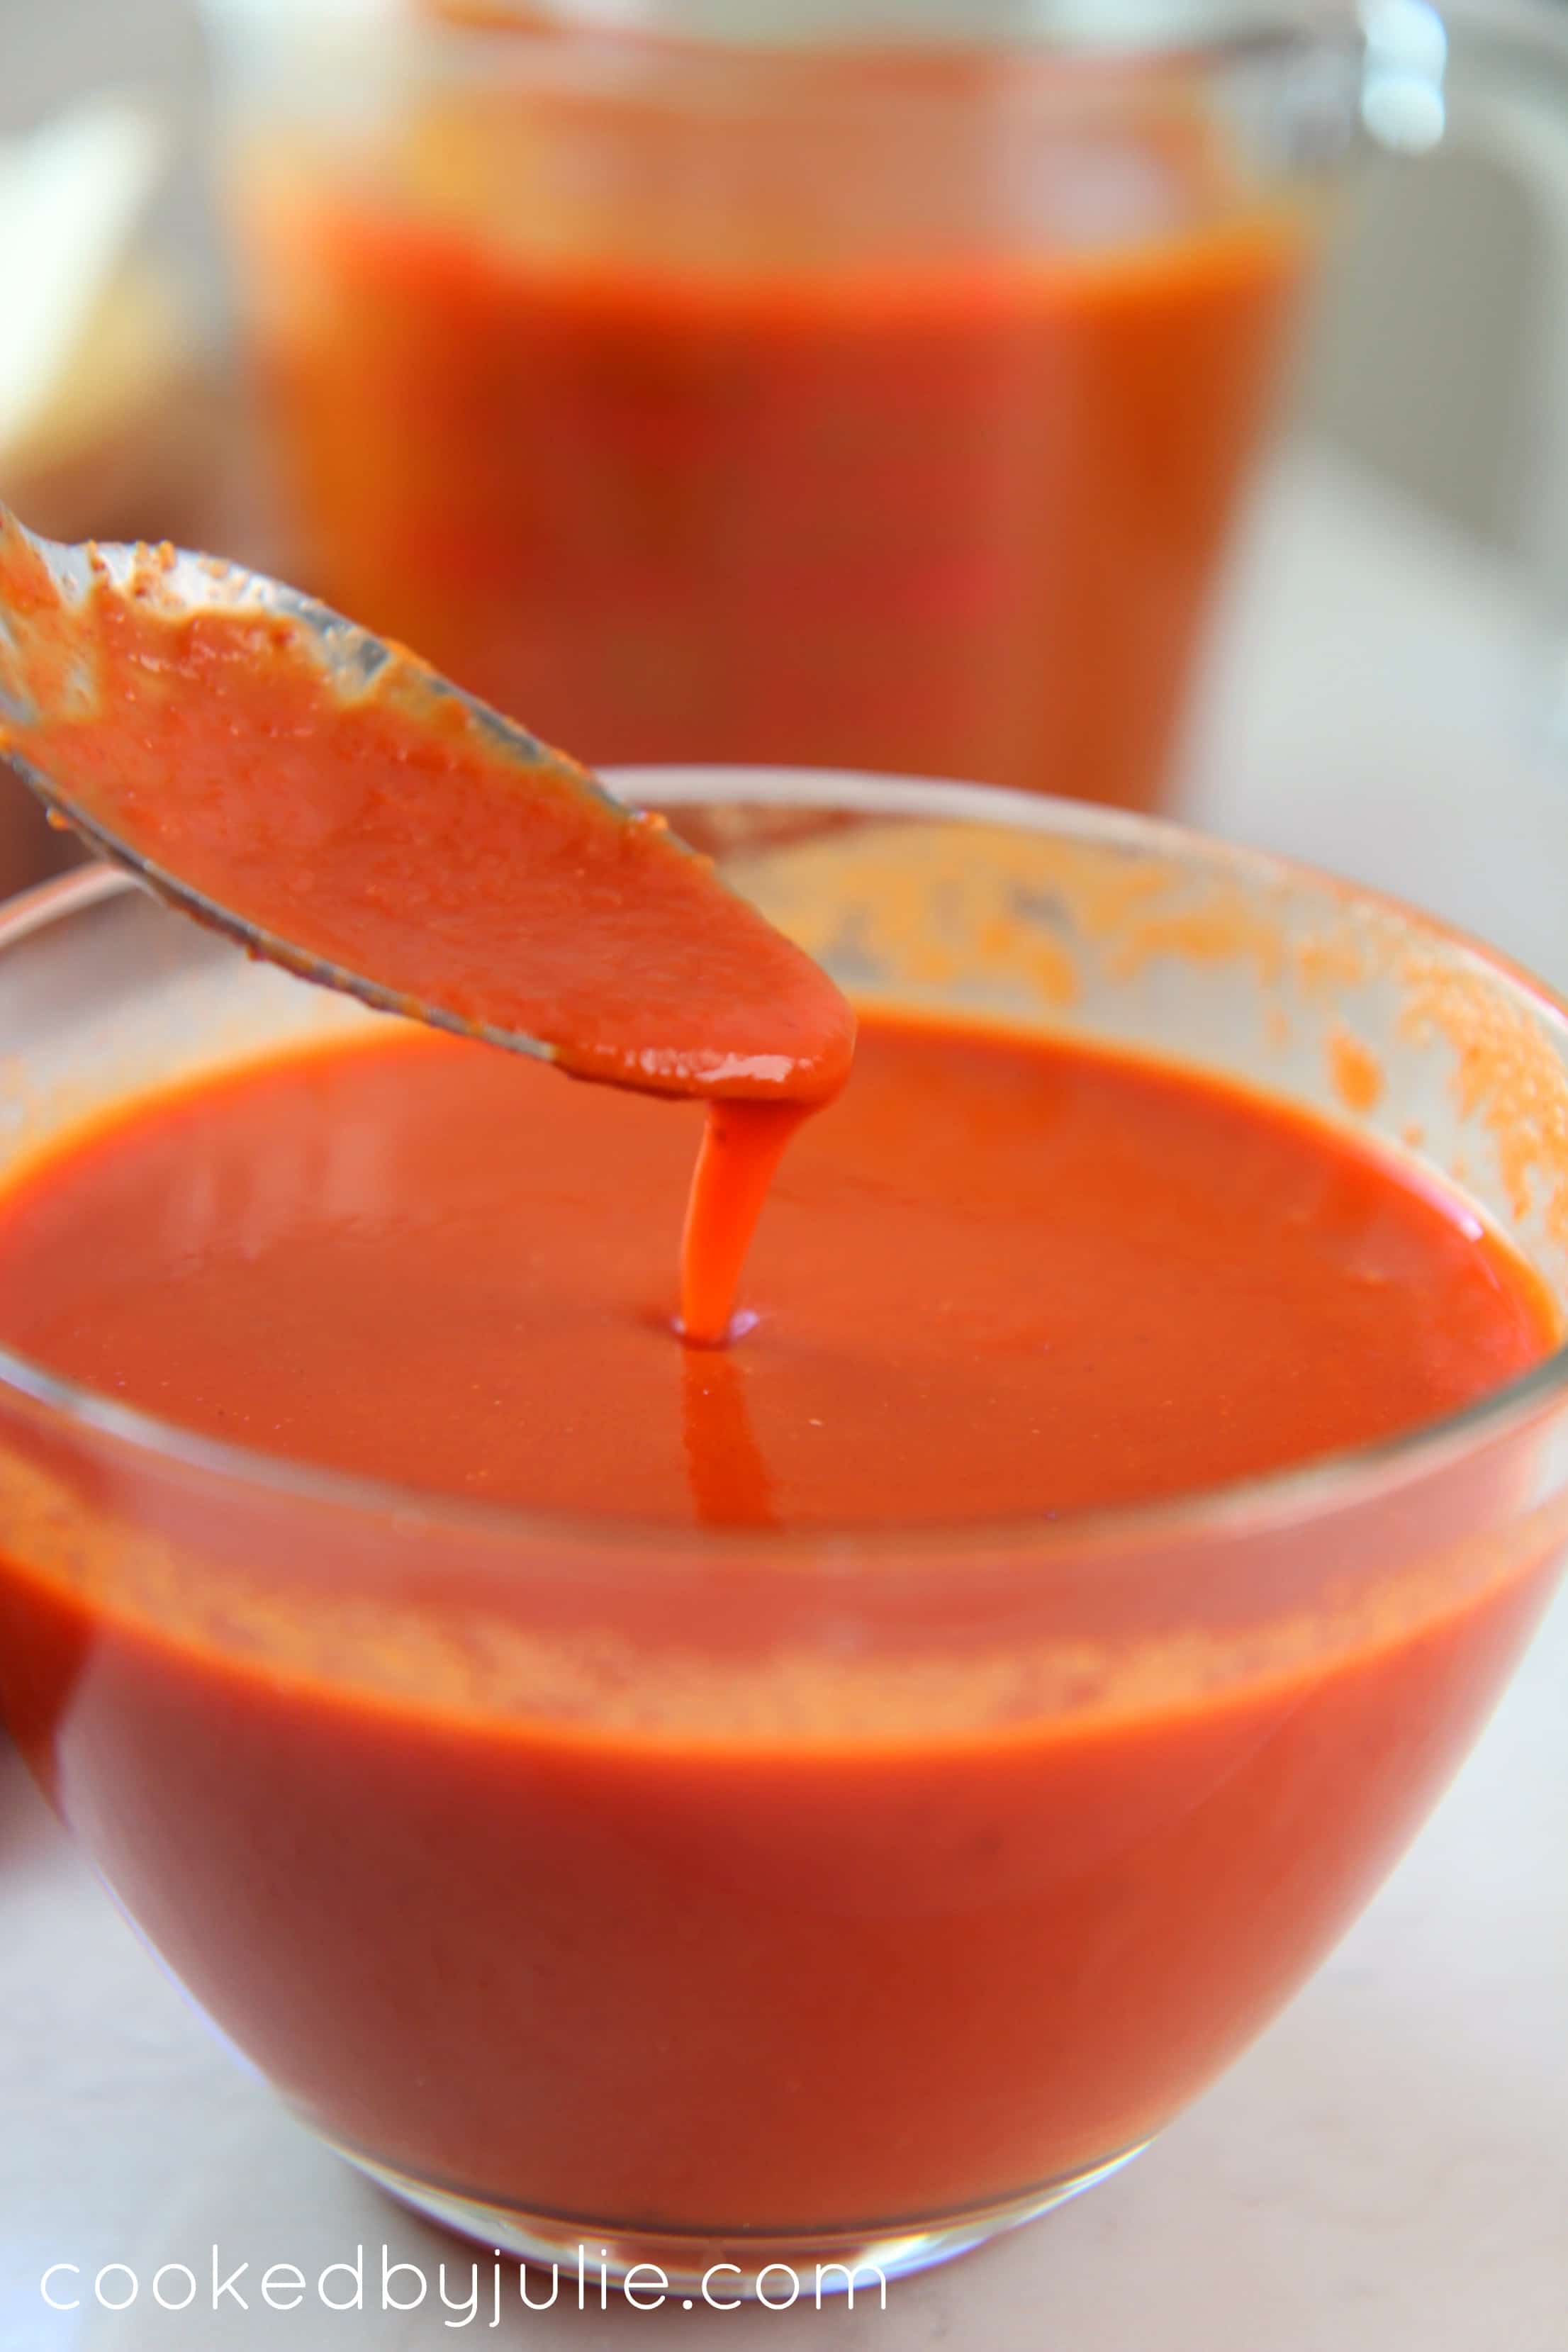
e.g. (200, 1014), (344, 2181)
(0, 498), (855, 1105)
(0, 500), (661, 1075)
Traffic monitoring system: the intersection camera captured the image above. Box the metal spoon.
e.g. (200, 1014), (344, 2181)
(0, 500), (853, 1107)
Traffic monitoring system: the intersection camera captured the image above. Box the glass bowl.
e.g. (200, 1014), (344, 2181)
(1, 769), (1566, 2296)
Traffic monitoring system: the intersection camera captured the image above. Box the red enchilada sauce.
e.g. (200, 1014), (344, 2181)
(0, 1017), (1558, 2224)
(0, 471), (1561, 2236)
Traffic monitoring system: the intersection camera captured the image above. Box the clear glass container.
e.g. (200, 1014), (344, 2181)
(1, 772), (1565, 2292)
(202, 0), (1361, 810)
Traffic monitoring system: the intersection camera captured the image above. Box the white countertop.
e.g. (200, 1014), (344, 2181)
(4, 443), (1567, 2352)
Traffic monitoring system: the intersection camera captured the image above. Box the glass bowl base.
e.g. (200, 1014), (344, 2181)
(327, 2136), (1151, 2297)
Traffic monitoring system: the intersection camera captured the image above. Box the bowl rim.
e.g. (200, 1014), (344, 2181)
(3, 763), (1568, 1570)
(196, 0), (1358, 72)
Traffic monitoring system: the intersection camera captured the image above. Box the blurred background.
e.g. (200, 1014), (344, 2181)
(4, 0), (1568, 902)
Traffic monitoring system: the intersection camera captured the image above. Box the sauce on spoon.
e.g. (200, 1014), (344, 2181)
(0, 522), (855, 1342)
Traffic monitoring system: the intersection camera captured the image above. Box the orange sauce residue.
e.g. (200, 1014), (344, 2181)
(1330, 1026), (1384, 1116)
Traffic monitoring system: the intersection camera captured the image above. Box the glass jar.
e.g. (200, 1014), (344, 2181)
(203, 0), (1359, 809)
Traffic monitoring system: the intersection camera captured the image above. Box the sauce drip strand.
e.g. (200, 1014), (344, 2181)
(0, 525), (855, 1344)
